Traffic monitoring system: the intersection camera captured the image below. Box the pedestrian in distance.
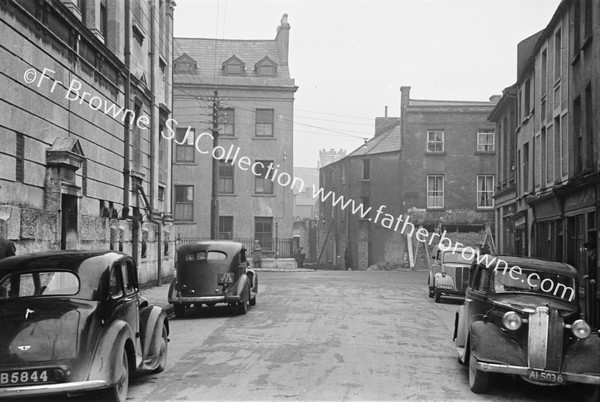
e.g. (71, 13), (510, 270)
(0, 232), (16, 260)
(252, 240), (262, 268)
(344, 245), (353, 271)
(294, 247), (305, 268)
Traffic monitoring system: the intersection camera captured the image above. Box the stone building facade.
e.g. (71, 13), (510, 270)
(0, 0), (175, 285)
(171, 15), (297, 253)
(492, 0), (600, 328)
(319, 90), (497, 270)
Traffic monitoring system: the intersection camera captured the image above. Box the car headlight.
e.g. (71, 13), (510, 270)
(502, 311), (522, 330)
(571, 319), (591, 339)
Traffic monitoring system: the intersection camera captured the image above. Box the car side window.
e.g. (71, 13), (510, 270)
(109, 265), (123, 298)
(121, 261), (136, 295)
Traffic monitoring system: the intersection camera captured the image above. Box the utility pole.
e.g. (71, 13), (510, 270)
(210, 90), (220, 239)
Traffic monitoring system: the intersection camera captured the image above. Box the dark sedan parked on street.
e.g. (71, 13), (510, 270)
(0, 251), (169, 401)
(453, 255), (599, 398)
(168, 241), (258, 317)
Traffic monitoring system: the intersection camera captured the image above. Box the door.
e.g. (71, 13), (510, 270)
(61, 194), (78, 250)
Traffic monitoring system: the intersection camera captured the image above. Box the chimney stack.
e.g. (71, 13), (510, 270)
(385, 106), (388, 117)
(276, 14), (290, 66)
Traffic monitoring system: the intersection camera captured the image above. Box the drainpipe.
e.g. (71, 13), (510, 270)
(122, 0), (131, 219)
(136, 183), (162, 285)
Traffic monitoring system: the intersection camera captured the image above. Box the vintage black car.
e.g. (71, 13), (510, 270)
(0, 251), (169, 401)
(168, 241), (258, 317)
(453, 255), (600, 396)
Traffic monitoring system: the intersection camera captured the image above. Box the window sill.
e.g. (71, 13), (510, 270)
(426, 207), (445, 211)
(174, 161), (197, 165)
(425, 151), (447, 156)
(553, 77), (561, 89)
(252, 193), (276, 197)
(475, 151), (496, 155)
(476, 207), (495, 211)
(582, 34), (592, 51)
(219, 193), (237, 197)
(361, 179), (371, 182)
(571, 50), (580, 66)
(253, 136), (276, 140)
(174, 221), (196, 225)
(219, 135), (238, 139)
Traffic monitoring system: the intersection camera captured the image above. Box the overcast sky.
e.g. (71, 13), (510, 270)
(173, 0), (561, 168)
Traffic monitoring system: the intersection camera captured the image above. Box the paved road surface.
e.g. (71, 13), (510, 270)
(127, 270), (581, 401)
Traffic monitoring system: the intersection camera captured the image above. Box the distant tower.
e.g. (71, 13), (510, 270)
(318, 149), (347, 168)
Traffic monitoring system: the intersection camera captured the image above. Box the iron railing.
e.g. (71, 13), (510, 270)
(175, 235), (294, 258)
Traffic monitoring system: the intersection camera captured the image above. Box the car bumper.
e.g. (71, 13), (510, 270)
(474, 360), (600, 385)
(169, 295), (241, 304)
(435, 288), (465, 297)
(0, 380), (108, 397)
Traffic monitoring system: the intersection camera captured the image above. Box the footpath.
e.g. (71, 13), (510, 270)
(139, 266), (315, 315)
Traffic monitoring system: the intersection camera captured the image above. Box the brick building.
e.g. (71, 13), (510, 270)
(0, 0), (175, 284)
(171, 15), (297, 254)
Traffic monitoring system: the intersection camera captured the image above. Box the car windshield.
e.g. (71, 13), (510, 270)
(443, 251), (474, 264)
(0, 271), (80, 299)
(492, 267), (576, 303)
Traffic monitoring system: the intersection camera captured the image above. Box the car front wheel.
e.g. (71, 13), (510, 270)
(434, 291), (441, 303)
(468, 347), (489, 394)
(153, 324), (168, 373)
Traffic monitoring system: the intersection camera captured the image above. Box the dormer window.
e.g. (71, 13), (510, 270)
(173, 53), (197, 74)
(255, 56), (277, 77)
(223, 55), (245, 76)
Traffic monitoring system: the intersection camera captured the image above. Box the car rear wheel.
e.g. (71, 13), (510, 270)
(104, 348), (129, 402)
(468, 348), (489, 394)
(237, 290), (248, 315)
(174, 303), (185, 318)
(153, 324), (168, 373)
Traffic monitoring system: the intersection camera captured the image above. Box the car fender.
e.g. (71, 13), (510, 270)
(87, 320), (135, 385)
(234, 274), (250, 299)
(434, 273), (454, 287)
(246, 269), (258, 294)
(167, 278), (177, 304)
(140, 305), (168, 358)
(563, 334), (600, 374)
(454, 306), (466, 344)
(469, 320), (526, 366)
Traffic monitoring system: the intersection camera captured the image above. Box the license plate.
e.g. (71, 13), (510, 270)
(0, 369), (53, 387)
(218, 273), (234, 285)
(526, 369), (567, 384)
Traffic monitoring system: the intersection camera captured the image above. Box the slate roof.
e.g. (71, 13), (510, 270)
(173, 38), (295, 88)
(345, 118), (401, 158)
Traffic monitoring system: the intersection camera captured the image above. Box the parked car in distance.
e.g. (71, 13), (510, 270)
(0, 250), (169, 402)
(428, 245), (474, 303)
(453, 255), (600, 397)
(168, 241), (258, 317)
